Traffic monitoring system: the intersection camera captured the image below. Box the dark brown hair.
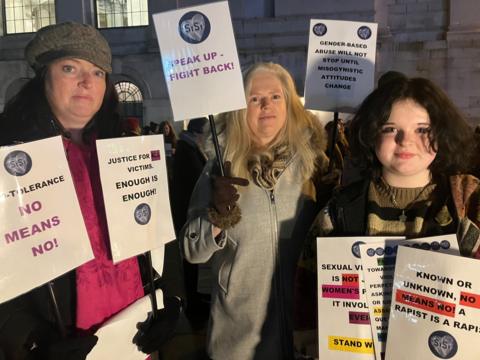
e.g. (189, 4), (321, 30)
(159, 120), (177, 147)
(349, 77), (474, 180)
(0, 70), (120, 145)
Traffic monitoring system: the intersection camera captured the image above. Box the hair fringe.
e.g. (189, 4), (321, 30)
(210, 63), (327, 182)
(349, 76), (475, 179)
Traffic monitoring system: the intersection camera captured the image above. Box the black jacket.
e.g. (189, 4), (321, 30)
(171, 132), (206, 233)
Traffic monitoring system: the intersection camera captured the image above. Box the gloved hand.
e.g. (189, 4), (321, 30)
(211, 161), (249, 215)
(43, 335), (98, 360)
(132, 296), (182, 354)
(208, 161), (249, 230)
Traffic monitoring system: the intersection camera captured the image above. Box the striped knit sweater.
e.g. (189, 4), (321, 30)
(366, 180), (450, 237)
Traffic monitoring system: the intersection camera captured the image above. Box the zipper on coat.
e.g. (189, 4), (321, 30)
(270, 190), (275, 204)
(268, 189), (288, 358)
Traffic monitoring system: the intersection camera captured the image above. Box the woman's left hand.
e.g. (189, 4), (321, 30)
(132, 296), (181, 354)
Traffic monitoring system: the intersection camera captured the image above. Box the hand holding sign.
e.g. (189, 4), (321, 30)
(132, 296), (181, 354)
(211, 162), (249, 214)
(209, 161), (249, 229)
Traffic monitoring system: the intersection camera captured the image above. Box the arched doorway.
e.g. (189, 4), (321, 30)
(114, 81), (144, 125)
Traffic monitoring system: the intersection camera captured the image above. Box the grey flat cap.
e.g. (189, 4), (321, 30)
(25, 21), (112, 73)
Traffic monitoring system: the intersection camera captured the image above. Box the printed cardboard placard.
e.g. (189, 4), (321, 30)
(317, 236), (397, 359)
(153, 1), (246, 121)
(0, 136), (93, 303)
(304, 19), (378, 113)
(88, 289), (164, 360)
(386, 246), (480, 359)
(96, 135), (175, 263)
(359, 234), (459, 360)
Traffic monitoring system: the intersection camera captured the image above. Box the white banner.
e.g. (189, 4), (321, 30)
(386, 246), (480, 359)
(304, 19), (378, 113)
(96, 135), (175, 263)
(88, 289), (164, 360)
(153, 1), (246, 121)
(317, 236), (397, 359)
(0, 136), (93, 303)
(360, 234), (459, 360)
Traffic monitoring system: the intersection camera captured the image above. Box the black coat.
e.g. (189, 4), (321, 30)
(171, 132), (206, 233)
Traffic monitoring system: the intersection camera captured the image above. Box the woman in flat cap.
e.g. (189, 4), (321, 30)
(0, 22), (181, 359)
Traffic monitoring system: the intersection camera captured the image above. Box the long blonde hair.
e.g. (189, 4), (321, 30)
(218, 62), (325, 180)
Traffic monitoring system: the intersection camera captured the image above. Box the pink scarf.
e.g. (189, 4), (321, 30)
(64, 138), (144, 330)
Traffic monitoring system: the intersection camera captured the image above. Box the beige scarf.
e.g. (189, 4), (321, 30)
(247, 142), (292, 190)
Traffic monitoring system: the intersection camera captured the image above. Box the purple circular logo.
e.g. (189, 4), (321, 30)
(312, 23), (327, 37)
(428, 331), (458, 359)
(4, 150), (32, 176)
(178, 11), (211, 44)
(357, 26), (372, 40)
(134, 203), (151, 225)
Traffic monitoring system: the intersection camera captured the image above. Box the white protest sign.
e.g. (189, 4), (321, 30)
(317, 236), (396, 359)
(359, 234), (459, 360)
(153, 1), (246, 121)
(88, 289), (164, 360)
(96, 135), (175, 263)
(0, 136), (93, 303)
(304, 19), (378, 113)
(386, 246), (480, 359)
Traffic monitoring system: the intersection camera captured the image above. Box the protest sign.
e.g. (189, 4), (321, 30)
(153, 1), (246, 121)
(304, 19), (377, 113)
(360, 234), (459, 360)
(0, 136), (93, 303)
(317, 236), (397, 359)
(386, 246), (480, 359)
(96, 135), (175, 263)
(88, 289), (164, 360)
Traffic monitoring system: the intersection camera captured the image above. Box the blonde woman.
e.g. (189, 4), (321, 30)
(181, 62), (332, 359)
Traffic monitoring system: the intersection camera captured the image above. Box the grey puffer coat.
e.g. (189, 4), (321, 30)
(181, 150), (328, 359)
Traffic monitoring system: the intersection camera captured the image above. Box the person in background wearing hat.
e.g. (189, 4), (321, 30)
(171, 117), (210, 326)
(0, 22), (182, 360)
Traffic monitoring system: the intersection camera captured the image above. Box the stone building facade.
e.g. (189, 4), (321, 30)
(0, 0), (478, 125)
